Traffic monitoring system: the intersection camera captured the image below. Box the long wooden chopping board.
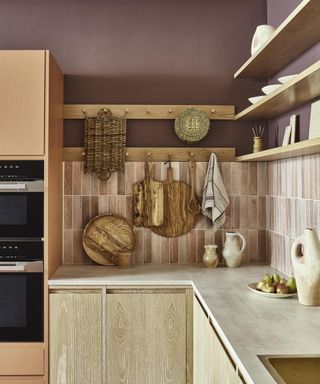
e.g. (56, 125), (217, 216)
(150, 166), (199, 237)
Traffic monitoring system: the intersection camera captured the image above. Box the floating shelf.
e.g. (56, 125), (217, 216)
(236, 138), (320, 162)
(234, 0), (320, 80)
(63, 147), (236, 162)
(235, 60), (320, 120)
(63, 104), (235, 120)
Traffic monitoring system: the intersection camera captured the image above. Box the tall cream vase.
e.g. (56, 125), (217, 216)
(291, 228), (320, 306)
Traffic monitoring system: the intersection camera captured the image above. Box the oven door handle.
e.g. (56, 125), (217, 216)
(0, 261), (43, 273)
(0, 183), (27, 190)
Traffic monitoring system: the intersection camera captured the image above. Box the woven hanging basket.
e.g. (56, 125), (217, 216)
(84, 108), (126, 180)
(174, 108), (210, 144)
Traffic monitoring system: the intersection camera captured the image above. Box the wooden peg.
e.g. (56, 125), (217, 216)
(211, 109), (215, 113)
(146, 109), (150, 114)
(125, 152), (129, 157)
(81, 108), (86, 115)
(190, 152), (194, 159)
(103, 108), (107, 113)
(124, 109), (129, 115)
(168, 108), (173, 114)
(82, 152), (86, 157)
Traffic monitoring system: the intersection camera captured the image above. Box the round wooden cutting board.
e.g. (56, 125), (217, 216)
(83, 214), (135, 265)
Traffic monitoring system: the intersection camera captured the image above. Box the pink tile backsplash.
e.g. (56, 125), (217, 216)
(63, 161), (267, 265)
(266, 153), (320, 275)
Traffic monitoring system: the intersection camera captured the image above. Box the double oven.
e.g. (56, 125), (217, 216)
(0, 161), (44, 342)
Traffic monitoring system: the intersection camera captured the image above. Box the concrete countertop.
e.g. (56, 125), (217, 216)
(49, 264), (320, 384)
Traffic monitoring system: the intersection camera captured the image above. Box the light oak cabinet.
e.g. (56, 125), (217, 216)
(50, 287), (192, 384)
(0, 51), (46, 155)
(106, 291), (187, 384)
(193, 296), (245, 384)
(49, 291), (102, 384)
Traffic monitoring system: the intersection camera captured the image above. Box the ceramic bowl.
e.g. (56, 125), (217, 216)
(261, 84), (282, 95)
(278, 74), (297, 84)
(248, 96), (265, 104)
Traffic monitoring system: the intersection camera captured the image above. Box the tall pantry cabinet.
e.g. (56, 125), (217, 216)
(0, 50), (64, 384)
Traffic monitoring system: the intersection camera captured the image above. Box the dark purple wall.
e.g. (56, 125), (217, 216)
(0, 0), (267, 155)
(267, 0), (320, 147)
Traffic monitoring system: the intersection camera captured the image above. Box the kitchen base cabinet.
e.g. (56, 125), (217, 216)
(49, 291), (102, 384)
(106, 291), (187, 384)
(193, 296), (244, 384)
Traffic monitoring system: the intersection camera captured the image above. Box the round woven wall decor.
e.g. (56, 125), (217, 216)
(174, 108), (210, 143)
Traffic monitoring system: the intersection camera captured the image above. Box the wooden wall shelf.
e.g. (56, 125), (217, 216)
(235, 60), (320, 120)
(236, 138), (320, 162)
(63, 147), (236, 162)
(234, 0), (320, 80)
(63, 104), (235, 120)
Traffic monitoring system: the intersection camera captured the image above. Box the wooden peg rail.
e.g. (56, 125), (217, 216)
(63, 104), (235, 120)
(63, 147), (236, 162)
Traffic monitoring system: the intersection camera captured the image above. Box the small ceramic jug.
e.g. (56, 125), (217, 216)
(222, 232), (246, 268)
(251, 25), (275, 55)
(291, 228), (320, 306)
(203, 244), (219, 268)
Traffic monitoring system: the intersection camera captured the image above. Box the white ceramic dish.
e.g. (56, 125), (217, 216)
(278, 75), (297, 84)
(261, 84), (282, 95)
(248, 283), (296, 299)
(248, 96), (265, 104)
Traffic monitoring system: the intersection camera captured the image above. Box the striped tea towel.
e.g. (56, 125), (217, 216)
(202, 153), (230, 230)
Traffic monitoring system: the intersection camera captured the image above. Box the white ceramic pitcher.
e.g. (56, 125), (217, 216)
(222, 232), (246, 268)
(291, 228), (320, 306)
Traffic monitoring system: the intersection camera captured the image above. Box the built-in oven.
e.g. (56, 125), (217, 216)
(0, 161), (43, 238)
(0, 161), (44, 342)
(0, 240), (43, 341)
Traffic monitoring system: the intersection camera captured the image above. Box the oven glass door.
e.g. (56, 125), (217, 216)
(0, 272), (43, 341)
(0, 192), (43, 237)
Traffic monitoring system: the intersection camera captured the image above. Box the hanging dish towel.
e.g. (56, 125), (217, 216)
(202, 153), (230, 230)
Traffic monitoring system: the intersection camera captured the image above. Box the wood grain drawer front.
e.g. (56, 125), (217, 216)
(0, 346), (44, 376)
(0, 377), (44, 383)
(49, 293), (102, 384)
(106, 292), (187, 384)
(0, 51), (45, 155)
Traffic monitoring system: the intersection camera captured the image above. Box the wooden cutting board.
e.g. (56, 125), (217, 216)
(133, 161), (164, 227)
(150, 166), (199, 237)
(83, 214), (135, 265)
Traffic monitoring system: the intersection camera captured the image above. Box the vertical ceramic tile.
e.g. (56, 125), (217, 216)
(99, 178), (108, 195)
(72, 196), (82, 229)
(194, 213), (207, 230)
(214, 230), (223, 263)
(64, 196), (72, 230)
(257, 162), (268, 196)
(247, 163), (257, 195)
(231, 163), (241, 196)
(187, 230), (197, 263)
(195, 162), (207, 197)
(82, 196), (91, 229)
(81, 162), (91, 195)
(144, 230), (151, 263)
(98, 196), (108, 214)
(63, 229), (73, 264)
(134, 229), (144, 264)
(204, 229), (214, 245)
(258, 230), (267, 263)
(116, 196), (126, 218)
(152, 162), (161, 181)
(258, 196), (266, 229)
(117, 171), (125, 195)
(239, 196), (249, 229)
(151, 232), (161, 263)
(125, 162), (134, 195)
(196, 230), (205, 264)
(221, 162), (231, 197)
(72, 230), (84, 264)
(169, 237), (179, 264)
(231, 196), (240, 229)
(223, 203), (232, 230)
(310, 154), (318, 200)
(126, 196), (133, 222)
(64, 162), (73, 195)
(248, 229), (258, 263)
(72, 162), (81, 195)
(248, 196), (258, 229)
(90, 196), (98, 220)
(240, 163), (249, 195)
(108, 196), (117, 214)
(90, 173), (99, 196)
(178, 234), (188, 264)
(134, 162), (145, 184)
(160, 237), (170, 263)
(106, 172), (118, 195)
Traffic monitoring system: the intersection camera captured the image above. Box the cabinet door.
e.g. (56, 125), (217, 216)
(50, 292), (102, 384)
(106, 292), (186, 384)
(194, 295), (238, 384)
(0, 51), (45, 155)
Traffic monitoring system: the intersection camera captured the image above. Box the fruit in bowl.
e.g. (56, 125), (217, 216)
(256, 274), (297, 294)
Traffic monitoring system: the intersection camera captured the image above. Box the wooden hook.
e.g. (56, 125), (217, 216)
(146, 152), (151, 161)
(82, 152), (86, 157)
(211, 109), (215, 114)
(81, 108), (87, 115)
(103, 108), (107, 113)
(190, 152), (194, 160)
(125, 152), (129, 157)
(168, 108), (173, 114)
(146, 109), (150, 114)
(124, 109), (129, 116)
